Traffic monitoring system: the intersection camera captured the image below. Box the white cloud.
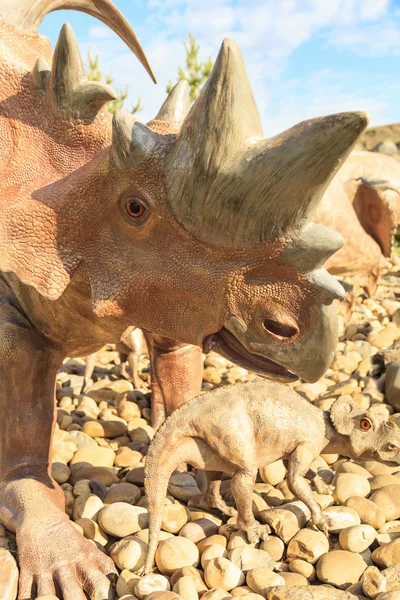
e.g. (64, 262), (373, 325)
(79, 0), (399, 131)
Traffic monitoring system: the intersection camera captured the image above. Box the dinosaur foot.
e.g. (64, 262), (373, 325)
(237, 522), (271, 544)
(16, 512), (117, 599)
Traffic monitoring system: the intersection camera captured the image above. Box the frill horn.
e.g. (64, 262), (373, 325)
(32, 57), (51, 93)
(165, 38), (368, 247)
(279, 223), (344, 271)
(155, 80), (191, 124)
(47, 23), (116, 120)
(112, 110), (158, 171)
(0, 0), (155, 82)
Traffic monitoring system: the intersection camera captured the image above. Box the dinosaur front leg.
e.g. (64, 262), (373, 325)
(287, 442), (332, 533)
(0, 305), (116, 599)
(230, 468), (270, 543)
(144, 332), (203, 429)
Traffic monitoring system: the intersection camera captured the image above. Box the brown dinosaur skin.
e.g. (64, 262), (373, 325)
(319, 151), (400, 294)
(0, 12), (366, 598)
(144, 381), (400, 574)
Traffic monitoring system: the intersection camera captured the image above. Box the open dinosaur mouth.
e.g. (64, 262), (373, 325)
(203, 327), (298, 381)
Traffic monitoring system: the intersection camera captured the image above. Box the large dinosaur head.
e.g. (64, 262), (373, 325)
(0, 3), (368, 382)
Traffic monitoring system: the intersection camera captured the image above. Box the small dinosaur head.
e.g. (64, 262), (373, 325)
(330, 396), (400, 464)
(0, 11), (368, 383)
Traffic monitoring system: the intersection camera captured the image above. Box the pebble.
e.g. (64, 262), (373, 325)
(259, 461), (287, 486)
(70, 446), (115, 468)
(162, 501), (189, 534)
(259, 537), (285, 561)
(202, 544), (229, 569)
(288, 560), (315, 581)
(316, 550), (368, 589)
(135, 574), (171, 599)
(173, 576), (200, 600)
(370, 486), (400, 521)
(339, 525), (376, 553)
(322, 506), (361, 533)
(104, 482), (141, 505)
(180, 519), (219, 543)
(51, 462), (71, 484)
(110, 536), (148, 571)
(286, 529), (329, 564)
(99, 502), (148, 537)
(345, 497), (386, 530)
(333, 474), (371, 503)
(228, 547), (275, 573)
(204, 558), (246, 591)
(279, 572), (309, 586)
(82, 419), (127, 438)
(156, 537), (200, 575)
(385, 361), (400, 410)
(246, 568), (285, 595)
(372, 539), (400, 568)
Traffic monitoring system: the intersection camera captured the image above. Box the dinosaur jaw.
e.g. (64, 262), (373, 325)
(203, 327), (298, 382)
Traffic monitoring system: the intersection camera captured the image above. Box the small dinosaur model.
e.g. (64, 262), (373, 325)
(144, 380), (400, 573)
(0, 0), (367, 595)
(83, 327), (147, 392)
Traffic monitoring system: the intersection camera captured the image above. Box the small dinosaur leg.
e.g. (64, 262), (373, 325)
(82, 351), (96, 392)
(230, 468), (269, 543)
(144, 332), (203, 426)
(287, 442), (333, 533)
(207, 471), (237, 517)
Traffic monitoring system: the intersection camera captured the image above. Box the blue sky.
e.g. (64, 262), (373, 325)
(40, 0), (400, 135)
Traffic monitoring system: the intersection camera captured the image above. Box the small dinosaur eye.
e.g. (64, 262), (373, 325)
(360, 418), (372, 431)
(126, 197), (147, 219)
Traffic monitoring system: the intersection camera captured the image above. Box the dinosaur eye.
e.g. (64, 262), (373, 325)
(360, 418), (372, 431)
(125, 197), (147, 219)
(386, 444), (397, 452)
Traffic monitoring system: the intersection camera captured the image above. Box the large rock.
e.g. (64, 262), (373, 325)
(339, 525), (376, 553)
(316, 550), (368, 589)
(372, 539), (400, 568)
(0, 549), (18, 600)
(345, 497), (386, 530)
(286, 529), (329, 564)
(99, 502), (148, 537)
(333, 474), (370, 504)
(259, 502), (310, 543)
(156, 537), (200, 575)
(266, 586), (362, 599)
(370, 486), (400, 521)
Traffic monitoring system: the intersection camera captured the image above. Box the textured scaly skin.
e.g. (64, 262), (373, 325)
(144, 380), (400, 573)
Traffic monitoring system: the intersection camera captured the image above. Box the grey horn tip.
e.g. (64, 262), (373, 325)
(155, 79), (191, 124)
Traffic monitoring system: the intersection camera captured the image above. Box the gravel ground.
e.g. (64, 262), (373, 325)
(2, 254), (400, 600)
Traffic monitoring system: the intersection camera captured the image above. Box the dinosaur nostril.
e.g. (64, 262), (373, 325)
(262, 319), (298, 338)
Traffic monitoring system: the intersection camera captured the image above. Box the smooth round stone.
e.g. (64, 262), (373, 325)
(345, 497), (386, 530)
(333, 474), (370, 504)
(289, 559), (315, 581)
(116, 569), (141, 597)
(128, 418), (155, 443)
(82, 419), (127, 438)
(104, 482), (141, 506)
(204, 557), (245, 591)
(99, 503), (148, 537)
(135, 574), (171, 599)
(110, 536), (148, 571)
(69, 465), (119, 487)
(228, 547), (275, 573)
(173, 576), (200, 600)
(75, 517), (108, 546)
(370, 486), (400, 521)
(156, 537), (200, 575)
(68, 429), (98, 449)
(246, 568), (285, 595)
(115, 448), (143, 468)
(180, 518), (219, 543)
(230, 587), (252, 597)
(201, 590), (232, 600)
(259, 537), (285, 561)
(146, 592), (187, 600)
(135, 528), (173, 545)
(197, 535), (227, 555)
(51, 462), (71, 484)
(202, 543), (229, 569)
(259, 460), (286, 486)
(162, 501), (189, 534)
(168, 473), (201, 502)
(370, 475), (400, 491)
(286, 529), (329, 564)
(227, 530), (258, 551)
(73, 493), (104, 522)
(372, 539), (400, 568)
(316, 550), (367, 589)
(70, 446), (115, 468)
(339, 525), (376, 553)
(0, 549), (19, 600)
(280, 572), (309, 586)
(170, 566), (207, 592)
(322, 506), (361, 533)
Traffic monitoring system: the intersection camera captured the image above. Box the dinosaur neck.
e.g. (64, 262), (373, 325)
(322, 410), (353, 457)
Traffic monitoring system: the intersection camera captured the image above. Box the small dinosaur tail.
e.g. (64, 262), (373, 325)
(0, 0), (156, 82)
(143, 418), (194, 574)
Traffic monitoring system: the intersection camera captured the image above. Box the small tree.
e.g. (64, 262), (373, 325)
(87, 50), (142, 115)
(166, 34), (213, 102)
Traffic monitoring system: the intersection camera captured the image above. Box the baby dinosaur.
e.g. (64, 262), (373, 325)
(144, 380), (400, 573)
